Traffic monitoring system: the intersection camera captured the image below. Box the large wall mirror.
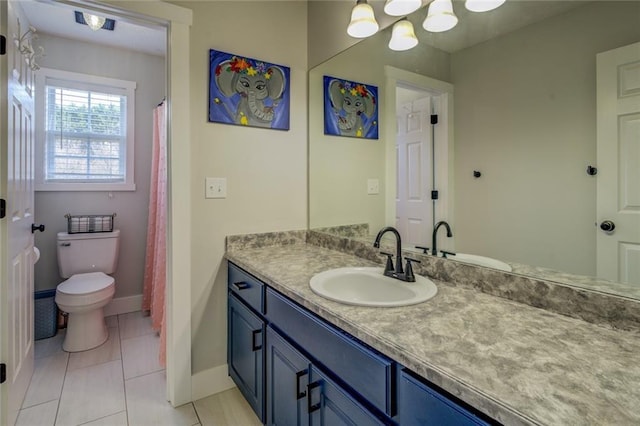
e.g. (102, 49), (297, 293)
(309, 1), (640, 299)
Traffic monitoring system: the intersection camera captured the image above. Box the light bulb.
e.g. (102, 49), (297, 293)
(83, 12), (106, 31)
(347, 0), (379, 38)
(423, 0), (458, 33)
(465, 0), (506, 13)
(389, 20), (418, 51)
(384, 0), (422, 17)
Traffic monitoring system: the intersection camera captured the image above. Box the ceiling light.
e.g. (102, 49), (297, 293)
(83, 12), (106, 31)
(389, 20), (418, 51)
(384, 0), (422, 17)
(347, 0), (379, 38)
(465, 0), (506, 13)
(423, 0), (458, 33)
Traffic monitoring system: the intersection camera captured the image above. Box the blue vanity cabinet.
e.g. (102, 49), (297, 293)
(266, 324), (385, 426)
(266, 325), (310, 426)
(307, 365), (386, 426)
(228, 262), (267, 423)
(398, 369), (493, 426)
(228, 261), (498, 426)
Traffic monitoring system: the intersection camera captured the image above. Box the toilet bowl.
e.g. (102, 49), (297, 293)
(55, 230), (120, 353)
(55, 272), (115, 352)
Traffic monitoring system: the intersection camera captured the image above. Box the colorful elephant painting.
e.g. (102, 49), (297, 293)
(324, 76), (378, 139)
(209, 49), (290, 130)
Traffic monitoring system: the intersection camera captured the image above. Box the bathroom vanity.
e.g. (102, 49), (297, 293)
(225, 231), (640, 425)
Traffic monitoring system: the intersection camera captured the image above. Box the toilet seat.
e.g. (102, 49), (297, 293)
(57, 271), (114, 295)
(56, 272), (115, 308)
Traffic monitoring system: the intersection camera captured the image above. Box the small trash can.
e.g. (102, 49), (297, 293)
(35, 289), (58, 340)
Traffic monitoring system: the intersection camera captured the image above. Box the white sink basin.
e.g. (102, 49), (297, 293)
(450, 253), (512, 272)
(310, 267), (437, 307)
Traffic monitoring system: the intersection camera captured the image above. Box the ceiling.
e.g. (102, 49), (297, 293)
(403, 0), (589, 53)
(18, 0), (166, 56)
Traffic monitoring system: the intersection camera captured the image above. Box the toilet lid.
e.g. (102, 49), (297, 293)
(58, 272), (114, 295)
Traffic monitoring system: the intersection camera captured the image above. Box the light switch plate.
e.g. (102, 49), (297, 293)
(206, 177), (227, 199)
(367, 179), (379, 195)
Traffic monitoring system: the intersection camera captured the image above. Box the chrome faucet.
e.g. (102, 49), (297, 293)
(373, 226), (420, 282)
(432, 221), (453, 256)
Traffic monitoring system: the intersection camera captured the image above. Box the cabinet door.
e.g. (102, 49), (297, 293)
(228, 293), (265, 422)
(308, 367), (385, 426)
(399, 370), (492, 426)
(266, 326), (310, 426)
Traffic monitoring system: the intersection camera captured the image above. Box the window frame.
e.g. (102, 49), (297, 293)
(35, 68), (137, 191)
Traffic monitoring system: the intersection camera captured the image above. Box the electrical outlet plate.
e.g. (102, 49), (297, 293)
(367, 179), (379, 195)
(206, 177), (227, 199)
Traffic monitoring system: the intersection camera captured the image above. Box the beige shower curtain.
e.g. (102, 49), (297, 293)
(142, 100), (167, 366)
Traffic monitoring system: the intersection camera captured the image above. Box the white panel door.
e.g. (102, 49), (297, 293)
(596, 42), (640, 286)
(396, 97), (432, 247)
(2, 2), (36, 424)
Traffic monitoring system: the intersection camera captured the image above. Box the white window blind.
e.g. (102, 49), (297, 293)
(45, 85), (127, 182)
(35, 68), (136, 191)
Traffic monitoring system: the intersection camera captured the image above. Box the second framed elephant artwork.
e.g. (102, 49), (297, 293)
(323, 76), (378, 139)
(209, 49), (290, 130)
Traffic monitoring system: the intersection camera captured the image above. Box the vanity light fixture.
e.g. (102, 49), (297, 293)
(465, 0), (506, 13)
(347, 0), (379, 38)
(388, 19), (419, 51)
(423, 0), (459, 33)
(384, 0), (422, 17)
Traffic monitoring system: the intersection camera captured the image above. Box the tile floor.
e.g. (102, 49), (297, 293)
(17, 311), (261, 426)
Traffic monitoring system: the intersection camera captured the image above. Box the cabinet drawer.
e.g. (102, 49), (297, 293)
(266, 288), (394, 417)
(228, 262), (265, 314)
(399, 369), (493, 426)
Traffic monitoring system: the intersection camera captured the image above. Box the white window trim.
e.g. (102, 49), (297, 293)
(35, 67), (137, 191)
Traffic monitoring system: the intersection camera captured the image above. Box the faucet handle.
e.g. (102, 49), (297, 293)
(379, 252), (395, 274)
(414, 245), (429, 254)
(440, 250), (456, 259)
(404, 257), (420, 282)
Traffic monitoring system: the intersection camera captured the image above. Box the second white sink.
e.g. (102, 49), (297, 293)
(310, 267), (437, 307)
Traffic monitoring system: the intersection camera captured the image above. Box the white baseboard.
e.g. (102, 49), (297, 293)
(191, 364), (236, 401)
(104, 294), (143, 317)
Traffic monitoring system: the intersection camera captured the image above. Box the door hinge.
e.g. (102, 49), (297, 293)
(0, 199), (5, 219)
(430, 114), (438, 125)
(1, 363), (6, 384)
(0, 35), (6, 55)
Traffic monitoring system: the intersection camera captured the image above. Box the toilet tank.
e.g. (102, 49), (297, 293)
(57, 230), (121, 278)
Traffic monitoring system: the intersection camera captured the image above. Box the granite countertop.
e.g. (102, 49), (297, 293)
(226, 242), (640, 426)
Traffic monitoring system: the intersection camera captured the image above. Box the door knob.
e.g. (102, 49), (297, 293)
(31, 224), (45, 233)
(600, 220), (615, 232)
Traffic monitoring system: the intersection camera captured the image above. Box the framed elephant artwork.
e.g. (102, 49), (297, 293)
(323, 76), (378, 139)
(209, 49), (290, 130)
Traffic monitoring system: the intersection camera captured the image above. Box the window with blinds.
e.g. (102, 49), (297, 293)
(36, 68), (136, 191)
(46, 86), (126, 182)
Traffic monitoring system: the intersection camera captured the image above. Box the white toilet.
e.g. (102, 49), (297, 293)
(55, 230), (120, 352)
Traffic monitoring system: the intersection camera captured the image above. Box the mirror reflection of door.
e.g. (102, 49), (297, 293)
(596, 41), (640, 286)
(395, 85), (450, 251)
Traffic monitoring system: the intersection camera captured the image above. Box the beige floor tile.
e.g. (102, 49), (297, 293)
(35, 331), (66, 359)
(22, 352), (69, 409)
(80, 411), (128, 426)
(16, 400), (59, 426)
(67, 327), (121, 372)
(121, 333), (162, 379)
(126, 371), (199, 426)
(194, 387), (261, 426)
(55, 360), (125, 426)
(118, 311), (154, 340)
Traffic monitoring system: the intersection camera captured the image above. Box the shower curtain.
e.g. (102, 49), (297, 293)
(142, 100), (167, 366)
